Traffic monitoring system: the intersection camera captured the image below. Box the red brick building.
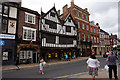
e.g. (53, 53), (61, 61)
(17, 4), (40, 64)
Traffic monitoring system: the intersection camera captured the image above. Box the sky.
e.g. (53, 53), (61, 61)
(22, 0), (119, 38)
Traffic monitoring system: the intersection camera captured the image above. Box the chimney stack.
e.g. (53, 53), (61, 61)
(57, 10), (60, 16)
(63, 4), (68, 17)
(71, 0), (74, 7)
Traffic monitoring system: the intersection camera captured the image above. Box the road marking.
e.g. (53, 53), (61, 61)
(55, 72), (88, 78)
(55, 69), (104, 78)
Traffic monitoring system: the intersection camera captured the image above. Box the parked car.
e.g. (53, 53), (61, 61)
(103, 51), (110, 58)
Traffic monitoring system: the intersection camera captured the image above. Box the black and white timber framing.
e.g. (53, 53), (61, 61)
(39, 6), (77, 60)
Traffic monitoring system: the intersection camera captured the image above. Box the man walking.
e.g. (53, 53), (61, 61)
(106, 51), (118, 79)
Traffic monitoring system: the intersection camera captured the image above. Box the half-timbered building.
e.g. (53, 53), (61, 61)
(40, 6), (77, 61)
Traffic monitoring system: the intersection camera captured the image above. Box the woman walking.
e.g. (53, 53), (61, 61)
(86, 55), (100, 80)
(39, 57), (44, 75)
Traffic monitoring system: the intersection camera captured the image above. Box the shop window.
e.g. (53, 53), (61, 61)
(2, 19), (8, 33)
(2, 49), (12, 61)
(20, 50), (32, 59)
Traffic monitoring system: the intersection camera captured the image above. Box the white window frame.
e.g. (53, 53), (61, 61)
(77, 21), (80, 28)
(23, 26), (36, 41)
(25, 12), (36, 24)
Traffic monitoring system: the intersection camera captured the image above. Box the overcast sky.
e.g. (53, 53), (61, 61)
(22, 0), (119, 38)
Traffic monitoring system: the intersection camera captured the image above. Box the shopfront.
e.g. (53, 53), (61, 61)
(17, 44), (40, 64)
(1, 39), (16, 65)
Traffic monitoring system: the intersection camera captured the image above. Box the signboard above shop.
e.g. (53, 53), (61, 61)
(0, 34), (15, 39)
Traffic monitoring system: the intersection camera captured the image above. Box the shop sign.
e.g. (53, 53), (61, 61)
(0, 40), (5, 46)
(0, 34), (15, 39)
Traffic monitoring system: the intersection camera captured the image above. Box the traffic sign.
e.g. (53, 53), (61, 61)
(0, 40), (5, 46)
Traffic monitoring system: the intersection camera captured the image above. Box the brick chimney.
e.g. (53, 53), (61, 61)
(57, 10), (60, 16)
(96, 23), (99, 26)
(63, 4), (68, 17)
(71, 0), (74, 7)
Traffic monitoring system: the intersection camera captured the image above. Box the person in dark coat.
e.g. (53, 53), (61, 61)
(106, 51), (118, 79)
(15, 56), (20, 70)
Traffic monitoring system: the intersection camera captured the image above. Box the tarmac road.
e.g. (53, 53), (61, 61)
(2, 57), (107, 78)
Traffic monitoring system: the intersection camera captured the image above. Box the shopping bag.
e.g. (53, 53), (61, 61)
(104, 65), (109, 72)
(43, 61), (46, 66)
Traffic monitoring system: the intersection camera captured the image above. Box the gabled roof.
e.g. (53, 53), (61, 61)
(61, 13), (77, 28)
(41, 6), (62, 23)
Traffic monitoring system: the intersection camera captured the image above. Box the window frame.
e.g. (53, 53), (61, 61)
(25, 12), (36, 24)
(23, 26), (36, 41)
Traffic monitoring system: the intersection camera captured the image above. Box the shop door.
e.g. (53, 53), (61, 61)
(33, 52), (37, 63)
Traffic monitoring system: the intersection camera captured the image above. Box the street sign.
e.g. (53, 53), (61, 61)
(0, 40), (5, 46)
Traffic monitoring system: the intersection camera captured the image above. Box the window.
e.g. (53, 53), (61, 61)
(25, 12), (36, 24)
(76, 10), (79, 17)
(86, 15), (88, 21)
(56, 36), (59, 44)
(45, 19), (57, 29)
(91, 27), (92, 32)
(86, 24), (89, 31)
(23, 27), (36, 41)
(87, 35), (89, 42)
(82, 23), (84, 29)
(50, 12), (55, 17)
(94, 37), (96, 43)
(83, 34), (85, 41)
(94, 28), (95, 33)
(68, 17), (71, 22)
(78, 33), (80, 41)
(2, 19), (8, 33)
(20, 51), (32, 59)
(82, 13), (84, 19)
(0, 4), (2, 14)
(77, 21), (80, 28)
(91, 36), (93, 43)
(66, 26), (71, 32)
(3, 6), (8, 14)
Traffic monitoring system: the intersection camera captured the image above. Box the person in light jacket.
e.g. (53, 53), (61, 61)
(39, 57), (44, 75)
(86, 55), (100, 80)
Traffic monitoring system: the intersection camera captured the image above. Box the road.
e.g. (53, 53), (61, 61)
(2, 57), (107, 78)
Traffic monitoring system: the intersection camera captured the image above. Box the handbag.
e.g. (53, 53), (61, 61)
(104, 65), (109, 72)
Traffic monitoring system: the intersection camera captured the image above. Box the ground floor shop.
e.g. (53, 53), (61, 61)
(40, 48), (78, 62)
(92, 45), (100, 55)
(17, 44), (40, 64)
(78, 41), (92, 57)
(2, 39), (16, 65)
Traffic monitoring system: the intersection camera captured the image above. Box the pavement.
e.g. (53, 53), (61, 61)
(1, 55), (120, 79)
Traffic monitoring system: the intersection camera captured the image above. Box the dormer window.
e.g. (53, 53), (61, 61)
(50, 12), (55, 17)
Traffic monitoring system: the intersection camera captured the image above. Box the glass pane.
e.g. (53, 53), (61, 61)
(24, 29), (27, 39)
(28, 15), (32, 23)
(28, 30), (31, 39)
(32, 31), (35, 40)
(0, 4), (2, 13)
(2, 19), (7, 33)
(4, 6), (8, 14)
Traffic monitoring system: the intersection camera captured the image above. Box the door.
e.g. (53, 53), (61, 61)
(33, 52), (37, 63)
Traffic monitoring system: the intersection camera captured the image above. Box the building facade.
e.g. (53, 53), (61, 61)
(40, 6), (77, 61)
(0, 2), (19, 65)
(17, 6), (40, 64)
(89, 21), (100, 55)
(61, 0), (92, 56)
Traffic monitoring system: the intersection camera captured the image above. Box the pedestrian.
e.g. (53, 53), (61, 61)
(106, 51), (118, 79)
(86, 54), (100, 80)
(65, 54), (68, 61)
(15, 56), (20, 70)
(68, 53), (71, 61)
(39, 57), (44, 75)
